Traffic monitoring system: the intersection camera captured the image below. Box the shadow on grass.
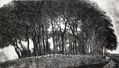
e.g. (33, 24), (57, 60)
(66, 63), (106, 68)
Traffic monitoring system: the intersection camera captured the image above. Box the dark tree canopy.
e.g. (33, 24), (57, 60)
(0, 0), (117, 57)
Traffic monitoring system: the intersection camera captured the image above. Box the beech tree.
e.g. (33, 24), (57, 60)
(0, 0), (117, 57)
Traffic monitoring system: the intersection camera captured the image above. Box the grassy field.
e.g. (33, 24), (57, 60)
(0, 54), (118, 68)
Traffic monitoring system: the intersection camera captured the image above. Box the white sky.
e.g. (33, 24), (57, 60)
(0, 0), (119, 62)
(0, 0), (13, 7)
(0, 45), (18, 62)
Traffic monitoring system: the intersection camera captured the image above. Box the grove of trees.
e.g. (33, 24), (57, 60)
(0, 0), (117, 58)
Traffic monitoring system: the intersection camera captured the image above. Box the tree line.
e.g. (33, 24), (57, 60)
(0, 0), (117, 58)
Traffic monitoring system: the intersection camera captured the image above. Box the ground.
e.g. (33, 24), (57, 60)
(0, 54), (118, 68)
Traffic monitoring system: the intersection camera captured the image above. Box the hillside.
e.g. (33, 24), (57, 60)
(0, 54), (113, 68)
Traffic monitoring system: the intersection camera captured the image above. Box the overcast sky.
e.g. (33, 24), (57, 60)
(0, 0), (119, 62)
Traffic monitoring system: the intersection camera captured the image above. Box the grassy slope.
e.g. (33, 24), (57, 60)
(0, 54), (111, 68)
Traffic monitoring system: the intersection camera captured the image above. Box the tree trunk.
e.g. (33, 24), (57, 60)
(14, 40), (22, 58)
(26, 27), (31, 56)
(51, 18), (56, 53)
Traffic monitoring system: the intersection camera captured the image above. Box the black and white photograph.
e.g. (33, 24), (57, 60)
(0, 0), (119, 68)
